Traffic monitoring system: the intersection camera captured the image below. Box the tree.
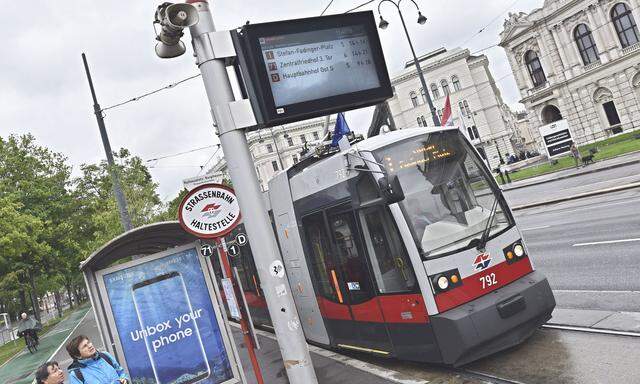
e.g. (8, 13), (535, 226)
(154, 188), (189, 222)
(0, 135), (72, 320)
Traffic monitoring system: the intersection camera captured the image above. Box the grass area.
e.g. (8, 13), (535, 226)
(0, 305), (83, 366)
(502, 130), (640, 183)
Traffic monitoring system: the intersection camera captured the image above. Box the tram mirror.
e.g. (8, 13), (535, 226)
(378, 175), (404, 204)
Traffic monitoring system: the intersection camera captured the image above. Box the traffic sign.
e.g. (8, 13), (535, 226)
(200, 243), (213, 257)
(235, 233), (248, 246)
(227, 244), (240, 257)
(178, 184), (242, 238)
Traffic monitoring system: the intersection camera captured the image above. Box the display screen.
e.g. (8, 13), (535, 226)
(259, 25), (381, 108)
(235, 11), (392, 128)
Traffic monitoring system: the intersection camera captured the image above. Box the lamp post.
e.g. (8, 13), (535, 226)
(378, 0), (440, 126)
(269, 126), (285, 170)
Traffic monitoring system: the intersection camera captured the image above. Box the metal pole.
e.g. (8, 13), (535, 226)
(395, 7), (440, 126)
(188, 2), (318, 383)
(270, 127), (285, 170)
(216, 238), (265, 384)
(81, 53), (133, 232)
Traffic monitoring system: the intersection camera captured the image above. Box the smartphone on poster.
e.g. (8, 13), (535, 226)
(132, 271), (210, 384)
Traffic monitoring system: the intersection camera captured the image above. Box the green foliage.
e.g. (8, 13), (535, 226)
(0, 133), (181, 318)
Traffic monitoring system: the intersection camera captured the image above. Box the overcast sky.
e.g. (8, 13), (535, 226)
(1, 0), (543, 202)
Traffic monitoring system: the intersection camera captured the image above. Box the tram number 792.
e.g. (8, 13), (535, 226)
(479, 273), (497, 289)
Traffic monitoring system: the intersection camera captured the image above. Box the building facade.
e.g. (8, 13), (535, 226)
(500, 0), (640, 148)
(206, 117), (331, 191)
(387, 48), (519, 169)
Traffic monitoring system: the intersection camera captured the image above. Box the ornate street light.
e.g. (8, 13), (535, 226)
(378, 0), (440, 126)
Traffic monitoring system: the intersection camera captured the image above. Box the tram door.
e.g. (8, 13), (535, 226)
(303, 203), (400, 354)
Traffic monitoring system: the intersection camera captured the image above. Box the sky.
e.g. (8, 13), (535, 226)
(0, 0), (544, 203)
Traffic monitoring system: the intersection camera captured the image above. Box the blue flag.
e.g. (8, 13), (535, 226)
(331, 113), (351, 147)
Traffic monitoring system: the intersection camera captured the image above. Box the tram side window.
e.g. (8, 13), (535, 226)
(361, 207), (416, 293)
(301, 212), (339, 302)
(328, 208), (374, 304)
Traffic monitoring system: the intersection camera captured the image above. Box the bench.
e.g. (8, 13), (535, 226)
(581, 154), (594, 165)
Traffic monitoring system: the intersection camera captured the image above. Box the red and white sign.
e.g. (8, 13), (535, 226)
(178, 184), (241, 238)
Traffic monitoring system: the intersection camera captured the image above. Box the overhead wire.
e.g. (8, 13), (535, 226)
(320, 0), (336, 15)
(197, 145), (223, 176)
(101, 74), (202, 112)
(145, 144), (219, 163)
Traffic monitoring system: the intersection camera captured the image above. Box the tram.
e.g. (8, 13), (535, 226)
(220, 126), (555, 366)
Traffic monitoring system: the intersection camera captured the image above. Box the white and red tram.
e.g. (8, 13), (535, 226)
(222, 126), (555, 366)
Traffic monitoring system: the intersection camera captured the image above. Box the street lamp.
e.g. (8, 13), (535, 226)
(269, 126), (285, 170)
(378, 0), (440, 126)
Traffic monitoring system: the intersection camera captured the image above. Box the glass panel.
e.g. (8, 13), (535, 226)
(373, 131), (514, 258)
(360, 207), (416, 293)
(302, 212), (339, 301)
(328, 208), (375, 303)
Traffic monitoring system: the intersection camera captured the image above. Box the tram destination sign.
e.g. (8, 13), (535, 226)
(178, 184), (242, 238)
(233, 11), (392, 128)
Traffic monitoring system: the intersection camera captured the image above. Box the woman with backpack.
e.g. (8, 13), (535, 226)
(65, 335), (130, 384)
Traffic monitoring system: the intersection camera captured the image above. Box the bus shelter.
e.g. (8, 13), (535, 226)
(81, 221), (246, 384)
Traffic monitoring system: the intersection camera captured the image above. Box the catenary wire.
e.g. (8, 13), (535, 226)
(321, 0), (336, 15)
(145, 144), (219, 163)
(101, 74), (202, 112)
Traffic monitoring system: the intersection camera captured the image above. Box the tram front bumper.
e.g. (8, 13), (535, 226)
(430, 270), (555, 366)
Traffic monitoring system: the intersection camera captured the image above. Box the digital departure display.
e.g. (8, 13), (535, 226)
(258, 26), (381, 108)
(233, 12), (392, 129)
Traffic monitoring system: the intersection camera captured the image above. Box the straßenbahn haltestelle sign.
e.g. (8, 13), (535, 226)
(178, 183), (241, 238)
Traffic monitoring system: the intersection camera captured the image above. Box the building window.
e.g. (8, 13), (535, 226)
(437, 109), (443, 122)
(452, 75), (461, 91)
(300, 134), (307, 144)
(467, 126), (479, 140)
(441, 80), (450, 96)
(410, 91), (418, 107)
(430, 83), (440, 99)
(420, 88), (427, 103)
(458, 101), (466, 116)
(266, 143), (273, 153)
(421, 116), (427, 126)
(287, 136), (294, 146)
(612, 3), (640, 48)
(312, 131), (319, 140)
(272, 160), (279, 172)
(463, 100), (471, 116)
(417, 117), (423, 127)
(574, 24), (599, 65)
(525, 50), (546, 87)
(292, 154), (299, 164)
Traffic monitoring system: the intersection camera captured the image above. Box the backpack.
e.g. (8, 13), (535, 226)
(68, 352), (116, 384)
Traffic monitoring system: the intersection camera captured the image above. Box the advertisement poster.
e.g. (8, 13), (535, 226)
(103, 248), (234, 384)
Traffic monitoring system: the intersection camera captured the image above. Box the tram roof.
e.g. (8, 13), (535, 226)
(352, 126), (459, 152)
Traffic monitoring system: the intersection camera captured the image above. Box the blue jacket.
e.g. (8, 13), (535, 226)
(68, 351), (128, 384)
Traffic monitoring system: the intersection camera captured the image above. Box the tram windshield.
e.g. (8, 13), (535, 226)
(373, 130), (514, 258)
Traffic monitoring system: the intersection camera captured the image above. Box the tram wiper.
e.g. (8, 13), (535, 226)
(473, 198), (499, 251)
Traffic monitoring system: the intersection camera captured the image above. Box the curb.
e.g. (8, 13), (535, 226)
(502, 157), (640, 191)
(512, 181), (640, 210)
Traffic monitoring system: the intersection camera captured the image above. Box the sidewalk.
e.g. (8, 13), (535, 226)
(502, 150), (640, 191)
(548, 308), (640, 334)
(0, 306), (90, 384)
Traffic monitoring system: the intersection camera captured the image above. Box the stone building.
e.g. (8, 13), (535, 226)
(499, 0), (640, 147)
(204, 117), (331, 191)
(386, 47), (519, 169)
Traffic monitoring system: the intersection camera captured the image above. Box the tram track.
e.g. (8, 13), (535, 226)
(242, 321), (640, 384)
(455, 368), (527, 384)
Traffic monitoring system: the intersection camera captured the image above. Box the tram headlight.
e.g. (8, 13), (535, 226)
(436, 275), (449, 290)
(513, 244), (525, 257)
